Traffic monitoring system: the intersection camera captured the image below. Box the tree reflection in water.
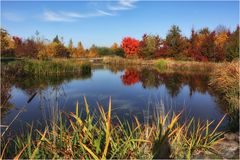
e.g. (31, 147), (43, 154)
(120, 67), (211, 97)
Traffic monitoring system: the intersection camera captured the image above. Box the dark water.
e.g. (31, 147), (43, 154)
(1, 65), (229, 134)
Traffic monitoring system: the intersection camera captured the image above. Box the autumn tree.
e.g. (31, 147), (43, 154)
(155, 41), (169, 58)
(71, 41), (85, 57)
(111, 42), (118, 52)
(68, 39), (74, 55)
(225, 26), (239, 61)
(121, 37), (140, 58)
(87, 44), (98, 58)
(1, 28), (15, 56)
(188, 28), (209, 61)
(198, 28), (216, 61)
(214, 26), (229, 61)
(110, 42), (124, 57)
(165, 25), (188, 59)
(139, 34), (161, 59)
(53, 35), (61, 44)
(55, 43), (70, 58)
(1, 28), (9, 53)
(49, 36), (70, 57)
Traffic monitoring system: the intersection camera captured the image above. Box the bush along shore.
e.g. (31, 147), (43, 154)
(1, 97), (227, 159)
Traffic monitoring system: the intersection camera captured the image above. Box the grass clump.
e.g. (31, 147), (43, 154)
(1, 97), (225, 159)
(155, 59), (167, 71)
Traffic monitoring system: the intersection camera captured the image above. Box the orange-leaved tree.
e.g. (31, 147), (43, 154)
(121, 37), (140, 58)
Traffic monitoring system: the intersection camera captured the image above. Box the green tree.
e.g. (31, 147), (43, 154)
(225, 27), (239, 61)
(165, 25), (188, 58)
(139, 34), (161, 59)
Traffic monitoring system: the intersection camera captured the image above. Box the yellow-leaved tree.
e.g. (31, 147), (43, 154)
(87, 44), (98, 58)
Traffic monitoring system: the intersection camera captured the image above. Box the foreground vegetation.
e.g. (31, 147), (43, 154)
(1, 98), (226, 159)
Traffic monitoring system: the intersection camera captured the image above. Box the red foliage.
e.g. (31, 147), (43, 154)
(121, 37), (140, 57)
(121, 69), (140, 86)
(155, 42), (169, 58)
(12, 36), (22, 45)
(193, 54), (208, 62)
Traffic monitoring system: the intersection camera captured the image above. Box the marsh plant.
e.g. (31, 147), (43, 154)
(1, 59), (91, 77)
(1, 97), (225, 159)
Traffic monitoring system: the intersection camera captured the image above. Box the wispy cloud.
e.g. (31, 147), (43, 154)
(43, 9), (115, 22)
(108, 0), (137, 11)
(2, 12), (25, 22)
(43, 11), (74, 22)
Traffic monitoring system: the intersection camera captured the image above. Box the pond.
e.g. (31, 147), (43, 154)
(1, 64), (229, 135)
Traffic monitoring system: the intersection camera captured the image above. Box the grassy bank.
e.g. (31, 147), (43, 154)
(209, 62), (239, 109)
(102, 56), (216, 72)
(1, 98), (225, 159)
(209, 61), (239, 131)
(1, 59), (91, 76)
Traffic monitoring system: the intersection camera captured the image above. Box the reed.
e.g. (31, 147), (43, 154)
(1, 59), (91, 76)
(1, 97), (225, 159)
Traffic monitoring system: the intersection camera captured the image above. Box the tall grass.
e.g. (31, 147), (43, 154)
(103, 56), (216, 73)
(103, 56), (155, 66)
(1, 59), (91, 76)
(155, 59), (216, 73)
(1, 97), (225, 159)
(209, 61), (239, 131)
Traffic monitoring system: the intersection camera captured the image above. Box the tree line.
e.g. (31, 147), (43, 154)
(1, 25), (239, 61)
(1, 29), (124, 59)
(121, 25), (239, 61)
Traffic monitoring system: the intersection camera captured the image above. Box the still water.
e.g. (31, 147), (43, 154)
(1, 65), (229, 133)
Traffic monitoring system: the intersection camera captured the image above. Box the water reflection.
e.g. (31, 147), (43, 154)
(120, 67), (211, 97)
(1, 64), (231, 132)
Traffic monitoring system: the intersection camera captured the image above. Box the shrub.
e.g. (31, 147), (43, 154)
(121, 37), (140, 58)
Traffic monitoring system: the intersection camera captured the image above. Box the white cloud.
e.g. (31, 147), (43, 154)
(119, 0), (135, 7)
(43, 9), (115, 22)
(43, 11), (74, 22)
(97, 10), (115, 16)
(108, 0), (137, 11)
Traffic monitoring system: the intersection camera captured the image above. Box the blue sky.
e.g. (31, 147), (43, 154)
(1, 0), (239, 48)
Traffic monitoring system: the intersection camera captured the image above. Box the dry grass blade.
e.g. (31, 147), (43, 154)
(210, 114), (226, 136)
(30, 128), (48, 159)
(0, 140), (10, 159)
(76, 100), (79, 117)
(79, 141), (99, 160)
(102, 97), (112, 160)
(13, 144), (29, 160)
(84, 96), (90, 115)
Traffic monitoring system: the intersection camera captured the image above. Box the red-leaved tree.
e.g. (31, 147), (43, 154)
(121, 37), (140, 57)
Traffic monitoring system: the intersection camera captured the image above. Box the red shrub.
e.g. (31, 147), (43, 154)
(121, 37), (140, 57)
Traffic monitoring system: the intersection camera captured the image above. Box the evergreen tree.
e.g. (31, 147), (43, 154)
(165, 25), (188, 58)
(226, 27), (239, 61)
